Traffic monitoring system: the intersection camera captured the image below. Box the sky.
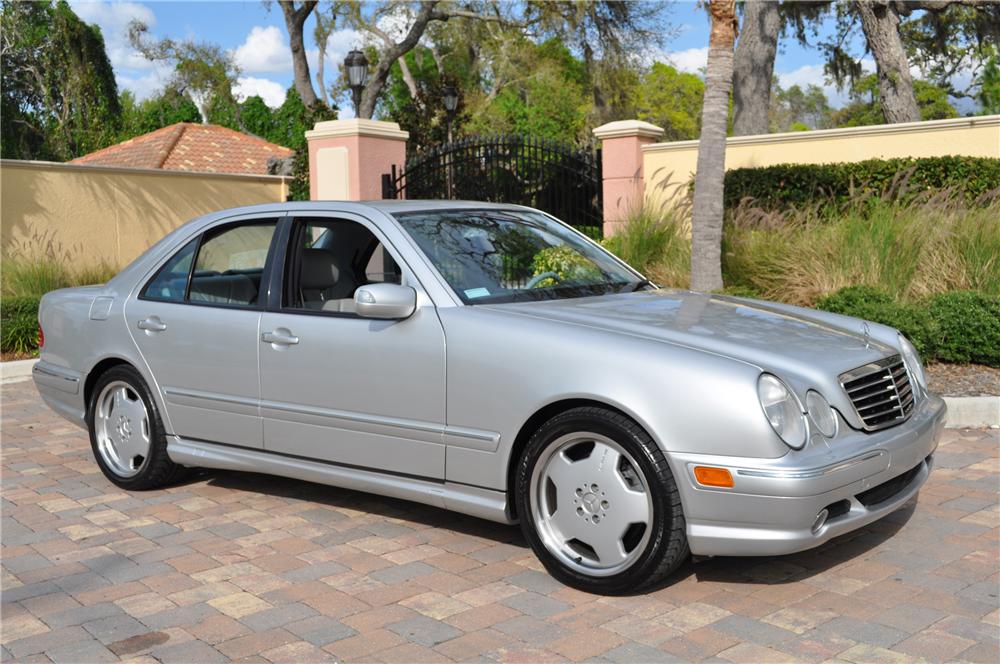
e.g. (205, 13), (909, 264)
(68, 0), (881, 118)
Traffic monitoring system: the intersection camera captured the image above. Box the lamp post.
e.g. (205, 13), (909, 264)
(344, 49), (369, 117)
(442, 84), (458, 143)
(442, 84), (458, 198)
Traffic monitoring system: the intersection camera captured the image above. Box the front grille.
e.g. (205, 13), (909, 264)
(840, 355), (915, 431)
(856, 461), (923, 507)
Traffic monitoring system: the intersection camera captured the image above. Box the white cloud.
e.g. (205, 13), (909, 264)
(665, 47), (708, 75)
(115, 62), (174, 100)
(776, 58), (877, 109)
(234, 77), (287, 108)
(232, 25), (291, 74)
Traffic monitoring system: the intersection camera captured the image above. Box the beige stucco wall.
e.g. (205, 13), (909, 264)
(1, 160), (289, 267)
(642, 115), (1000, 209)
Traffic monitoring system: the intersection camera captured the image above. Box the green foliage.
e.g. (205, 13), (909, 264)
(1, 0), (121, 160)
(831, 75), (957, 128)
(926, 291), (1000, 365)
(816, 287), (1000, 367)
(1, 253), (117, 299)
(979, 50), (1000, 115)
(118, 89), (201, 138)
(0, 297), (41, 355)
(723, 156), (1000, 210)
(770, 83), (832, 132)
(635, 62), (704, 141)
(531, 246), (602, 287)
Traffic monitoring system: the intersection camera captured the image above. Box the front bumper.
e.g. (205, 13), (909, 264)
(671, 394), (946, 557)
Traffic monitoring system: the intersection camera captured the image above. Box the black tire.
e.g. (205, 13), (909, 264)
(515, 406), (688, 594)
(86, 364), (186, 490)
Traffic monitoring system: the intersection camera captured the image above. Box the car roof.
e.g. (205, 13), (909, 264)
(208, 199), (533, 219)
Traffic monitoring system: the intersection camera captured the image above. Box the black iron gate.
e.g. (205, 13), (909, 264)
(382, 134), (603, 238)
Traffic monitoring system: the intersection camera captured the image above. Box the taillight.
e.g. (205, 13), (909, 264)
(38, 324), (44, 348)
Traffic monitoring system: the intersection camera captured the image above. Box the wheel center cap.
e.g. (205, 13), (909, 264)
(117, 415), (132, 443)
(581, 492), (599, 514)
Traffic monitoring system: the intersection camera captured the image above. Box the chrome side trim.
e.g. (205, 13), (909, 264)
(163, 387), (256, 407)
(32, 362), (81, 395)
(166, 436), (512, 524)
(735, 450), (885, 480)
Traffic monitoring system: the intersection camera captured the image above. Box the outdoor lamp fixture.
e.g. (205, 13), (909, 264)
(442, 84), (459, 114)
(345, 49), (369, 115)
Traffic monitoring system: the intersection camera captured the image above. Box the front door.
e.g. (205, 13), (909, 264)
(127, 219), (279, 449)
(258, 214), (447, 478)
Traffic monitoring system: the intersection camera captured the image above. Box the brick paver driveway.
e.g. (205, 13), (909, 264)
(2, 381), (997, 663)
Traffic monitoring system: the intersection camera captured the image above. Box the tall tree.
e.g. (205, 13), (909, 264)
(690, 0), (739, 292)
(128, 21), (240, 124)
(732, 0), (780, 136)
(277, 1), (320, 107)
(1, 0), (121, 160)
(856, 1), (921, 123)
(635, 62), (705, 141)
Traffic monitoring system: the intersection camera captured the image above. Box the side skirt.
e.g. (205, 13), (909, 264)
(167, 436), (515, 525)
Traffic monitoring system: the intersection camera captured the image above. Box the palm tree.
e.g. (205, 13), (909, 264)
(690, 0), (739, 292)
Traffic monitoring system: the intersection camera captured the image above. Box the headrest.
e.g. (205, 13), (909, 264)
(300, 248), (340, 290)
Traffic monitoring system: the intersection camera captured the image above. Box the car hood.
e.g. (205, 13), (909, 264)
(484, 290), (896, 380)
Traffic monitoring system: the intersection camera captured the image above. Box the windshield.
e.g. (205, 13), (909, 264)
(393, 209), (643, 304)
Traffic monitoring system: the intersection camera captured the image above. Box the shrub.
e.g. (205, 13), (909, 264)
(724, 156), (1000, 210)
(531, 245), (602, 287)
(927, 291), (1000, 366)
(816, 286), (1000, 367)
(1, 296), (41, 355)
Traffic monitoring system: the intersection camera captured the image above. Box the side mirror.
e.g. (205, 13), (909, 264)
(354, 283), (417, 319)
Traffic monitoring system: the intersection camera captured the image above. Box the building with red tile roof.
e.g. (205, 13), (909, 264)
(71, 123), (294, 176)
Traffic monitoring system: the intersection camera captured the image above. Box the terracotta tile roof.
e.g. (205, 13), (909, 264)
(71, 123), (294, 175)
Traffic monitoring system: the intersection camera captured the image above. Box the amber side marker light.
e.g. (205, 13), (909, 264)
(694, 466), (734, 488)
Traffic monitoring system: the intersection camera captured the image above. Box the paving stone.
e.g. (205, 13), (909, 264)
(501, 591), (570, 618)
(2, 381), (997, 664)
(387, 615), (463, 647)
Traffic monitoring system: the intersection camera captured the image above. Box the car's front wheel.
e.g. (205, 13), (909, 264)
(515, 407), (689, 594)
(87, 365), (184, 490)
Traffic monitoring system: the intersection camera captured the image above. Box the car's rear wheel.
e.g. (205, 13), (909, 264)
(515, 407), (688, 594)
(87, 365), (184, 490)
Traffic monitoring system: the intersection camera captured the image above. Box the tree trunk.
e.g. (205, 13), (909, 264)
(857, 0), (920, 123)
(280, 1), (319, 107)
(690, 0), (738, 293)
(732, 0), (779, 136)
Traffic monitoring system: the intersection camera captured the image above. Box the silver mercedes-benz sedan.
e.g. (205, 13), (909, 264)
(34, 201), (945, 594)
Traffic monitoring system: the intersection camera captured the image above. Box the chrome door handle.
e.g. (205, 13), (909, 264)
(137, 317), (167, 332)
(261, 331), (299, 345)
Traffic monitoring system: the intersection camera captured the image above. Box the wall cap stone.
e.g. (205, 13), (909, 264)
(306, 119), (410, 141)
(642, 114), (1000, 153)
(593, 120), (665, 141)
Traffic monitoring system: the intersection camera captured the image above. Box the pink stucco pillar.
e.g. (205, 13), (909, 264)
(592, 120), (665, 236)
(305, 119), (409, 200)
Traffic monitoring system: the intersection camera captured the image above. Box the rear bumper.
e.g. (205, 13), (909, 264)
(33, 360), (87, 428)
(671, 394), (946, 557)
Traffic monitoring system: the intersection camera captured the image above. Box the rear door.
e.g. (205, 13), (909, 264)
(257, 213), (448, 478)
(126, 218), (279, 448)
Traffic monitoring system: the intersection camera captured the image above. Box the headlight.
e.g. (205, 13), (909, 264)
(757, 374), (807, 449)
(806, 391), (838, 438)
(898, 334), (926, 392)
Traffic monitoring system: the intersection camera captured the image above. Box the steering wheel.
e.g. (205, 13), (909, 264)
(525, 271), (563, 289)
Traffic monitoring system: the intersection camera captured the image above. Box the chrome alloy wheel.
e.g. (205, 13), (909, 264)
(94, 381), (151, 478)
(529, 432), (653, 577)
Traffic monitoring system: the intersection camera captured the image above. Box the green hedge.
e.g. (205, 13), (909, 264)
(1, 296), (41, 355)
(724, 156), (1000, 210)
(816, 286), (1000, 367)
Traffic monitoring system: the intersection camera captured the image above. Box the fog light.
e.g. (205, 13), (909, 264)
(811, 508), (829, 534)
(694, 466), (733, 488)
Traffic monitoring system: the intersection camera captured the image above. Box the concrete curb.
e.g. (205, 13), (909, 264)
(943, 396), (1000, 429)
(1, 358), (36, 384)
(2, 359), (997, 428)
